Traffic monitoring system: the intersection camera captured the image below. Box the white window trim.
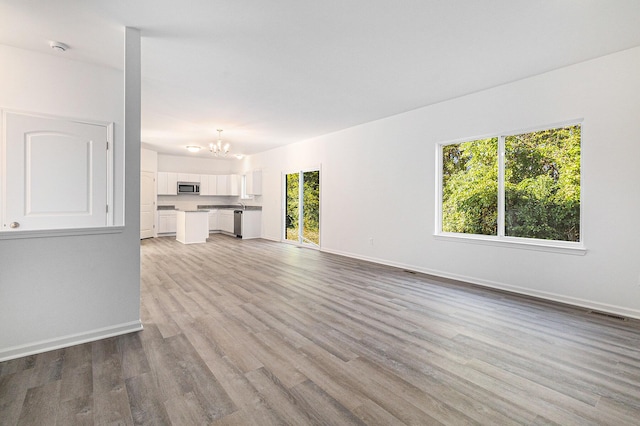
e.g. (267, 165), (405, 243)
(434, 233), (586, 255)
(435, 120), (585, 255)
(281, 164), (322, 248)
(239, 174), (254, 200)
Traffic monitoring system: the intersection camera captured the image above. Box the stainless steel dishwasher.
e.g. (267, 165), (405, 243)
(233, 210), (243, 238)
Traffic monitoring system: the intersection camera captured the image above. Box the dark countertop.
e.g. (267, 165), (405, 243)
(158, 205), (261, 211)
(197, 205), (262, 211)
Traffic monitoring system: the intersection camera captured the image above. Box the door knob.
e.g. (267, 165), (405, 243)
(9, 222), (20, 229)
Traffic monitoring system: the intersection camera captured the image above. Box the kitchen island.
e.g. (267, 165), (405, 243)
(176, 210), (209, 244)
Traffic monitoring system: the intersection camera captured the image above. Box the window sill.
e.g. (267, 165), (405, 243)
(0, 226), (125, 240)
(434, 232), (586, 256)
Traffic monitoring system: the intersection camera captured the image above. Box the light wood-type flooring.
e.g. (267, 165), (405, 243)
(2, 235), (640, 425)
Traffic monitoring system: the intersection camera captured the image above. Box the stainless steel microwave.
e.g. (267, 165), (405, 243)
(177, 182), (200, 194)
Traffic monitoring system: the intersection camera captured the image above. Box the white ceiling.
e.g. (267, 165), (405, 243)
(2, 1), (640, 159)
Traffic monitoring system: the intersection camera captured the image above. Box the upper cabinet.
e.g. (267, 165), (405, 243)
(215, 174), (239, 196)
(2, 111), (113, 232)
(201, 175), (218, 196)
(229, 174), (240, 196)
(157, 172), (239, 196)
(216, 174), (228, 195)
(245, 170), (262, 195)
(157, 172), (178, 195)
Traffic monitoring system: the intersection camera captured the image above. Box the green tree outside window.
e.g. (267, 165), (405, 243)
(441, 125), (580, 242)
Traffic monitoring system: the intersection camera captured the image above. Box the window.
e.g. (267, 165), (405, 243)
(438, 123), (581, 248)
(240, 174), (248, 199)
(442, 137), (499, 236)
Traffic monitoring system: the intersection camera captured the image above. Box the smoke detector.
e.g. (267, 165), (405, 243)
(49, 41), (69, 52)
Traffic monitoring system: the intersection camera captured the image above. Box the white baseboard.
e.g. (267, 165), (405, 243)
(321, 247), (640, 321)
(0, 320), (143, 362)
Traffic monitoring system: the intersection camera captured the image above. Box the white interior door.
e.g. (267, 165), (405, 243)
(3, 111), (110, 231)
(140, 171), (155, 239)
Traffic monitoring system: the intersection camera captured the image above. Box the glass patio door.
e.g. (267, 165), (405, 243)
(284, 169), (320, 247)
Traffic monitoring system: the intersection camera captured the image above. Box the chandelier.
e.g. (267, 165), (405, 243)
(210, 129), (230, 156)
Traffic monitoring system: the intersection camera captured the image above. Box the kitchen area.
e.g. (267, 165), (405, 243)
(158, 202), (262, 242)
(142, 147), (263, 243)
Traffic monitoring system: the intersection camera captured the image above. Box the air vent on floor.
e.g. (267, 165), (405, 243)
(403, 270), (417, 274)
(587, 310), (628, 321)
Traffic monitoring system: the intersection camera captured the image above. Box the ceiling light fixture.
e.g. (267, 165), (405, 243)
(186, 145), (201, 153)
(210, 129), (230, 157)
(49, 41), (68, 52)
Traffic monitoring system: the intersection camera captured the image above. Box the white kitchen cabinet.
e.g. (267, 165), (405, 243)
(213, 174), (239, 196)
(245, 170), (262, 195)
(208, 209), (219, 231)
(218, 210), (235, 233)
(157, 172), (177, 195)
(157, 172), (239, 196)
(229, 174), (240, 196)
(157, 210), (177, 234)
(200, 175), (218, 196)
(216, 175), (228, 195)
(208, 175), (218, 195)
(177, 173), (200, 183)
(240, 210), (261, 239)
(176, 211), (208, 244)
(200, 174), (209, 195)
(157, 172), (167, 194)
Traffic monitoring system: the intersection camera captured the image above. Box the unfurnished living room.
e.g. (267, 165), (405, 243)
(1, 1), (640, 425)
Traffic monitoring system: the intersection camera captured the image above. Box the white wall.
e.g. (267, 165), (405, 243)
(247, 47), (640, 319)
(141, 147), (158, 172)
(0, 37), (141, 360)
(157, 153), (241, 175)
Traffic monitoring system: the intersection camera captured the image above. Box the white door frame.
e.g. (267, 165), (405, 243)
(281, 165), (321, 248)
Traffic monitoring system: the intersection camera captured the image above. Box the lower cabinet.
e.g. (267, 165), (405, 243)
(218, 210), (235, 234)
(240, 211), (261, 239)
(157, 210), (177, 234)
(158, 208), (258, 238)
(208, 210), (218, 231)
